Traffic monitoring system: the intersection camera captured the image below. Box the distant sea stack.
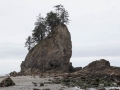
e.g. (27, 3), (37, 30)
(20, 24), (72, 74)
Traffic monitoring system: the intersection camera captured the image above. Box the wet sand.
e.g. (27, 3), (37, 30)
(0, 76), (75, 90)
(0, 76), (120, 90)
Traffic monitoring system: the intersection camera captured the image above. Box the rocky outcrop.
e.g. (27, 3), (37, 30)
(78, 59), (120, 75)
(21, 24), (72, 74)
(83, 59), (110, 72)
(57, 59), (120, 88)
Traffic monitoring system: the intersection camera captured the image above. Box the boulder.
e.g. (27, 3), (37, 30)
(9, 71), (18, 77)
(40, 83), (44, 86)
(0, 77), (15, 87)
(20, 24), (72, 74)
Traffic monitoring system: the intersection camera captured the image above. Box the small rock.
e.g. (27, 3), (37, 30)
(42, 88), (50, 90)
(32, 82), (37, 86)
(33, 88), (40, 90)
(97, 87), (106, 90)
(40, 83), (44, 86)
(48, 79), (51, 81)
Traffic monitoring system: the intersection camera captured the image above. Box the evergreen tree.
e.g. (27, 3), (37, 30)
(45, 5), (69, 31)
(60, 8), (69, 24)
(54, 4), (69, 24)
(25, 36), (34, 51)
(32, 14), (46, 43)
(25, 5), (70, 51)
(45, 11), (58, 31)
(54, 4), (63, 18)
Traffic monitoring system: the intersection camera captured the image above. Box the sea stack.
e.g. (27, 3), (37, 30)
(20, 24), (72, 74)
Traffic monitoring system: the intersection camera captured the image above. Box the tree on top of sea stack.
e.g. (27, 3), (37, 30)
(54, 4), (69, 25)
(25, 4), (70, 51)
(46, 4), (69, 31)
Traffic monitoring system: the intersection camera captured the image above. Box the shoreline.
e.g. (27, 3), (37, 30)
(0, 75), (72, 90)
(0, 75), (120, 90)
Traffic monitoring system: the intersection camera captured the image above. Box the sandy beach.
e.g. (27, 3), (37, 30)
(0, 76), (75, 90)
(0, 75), (120, 90)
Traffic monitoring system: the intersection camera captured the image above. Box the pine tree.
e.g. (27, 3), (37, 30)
(32, 14), (46, 43)
(45, 11), (58, 31)
(25, 5), (70, 51)
(60, 8), (69, 24)
(25, 36), (34, 51)
(54, 4), (69, 24)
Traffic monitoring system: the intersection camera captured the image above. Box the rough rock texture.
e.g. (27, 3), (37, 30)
(0, 77), (15, 87)
(9, 71), (18, 77)
(69, 62), (82, 72)
(78, 59), (120, 75)
(21, 24), (72, 74)
(58, 60), (120, 88)
(83, 59), (110, 71)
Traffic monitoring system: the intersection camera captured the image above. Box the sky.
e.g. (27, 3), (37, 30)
(0, 0), (120, 74)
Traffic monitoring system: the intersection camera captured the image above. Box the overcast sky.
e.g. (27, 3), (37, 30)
(0, 0), (120, 74)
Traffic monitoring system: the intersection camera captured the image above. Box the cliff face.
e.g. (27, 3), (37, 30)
(21, 24), (72, 74)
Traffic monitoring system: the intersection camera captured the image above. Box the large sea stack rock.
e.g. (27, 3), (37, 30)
(21, 24), (72, 74)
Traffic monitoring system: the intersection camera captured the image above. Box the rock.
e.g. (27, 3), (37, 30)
(77, 59), (120, 76)
(33, 89), (40, 90)
(32, 82), (37, 86)
(47, 59), (120, 89)
(83, 59), (110, 71)
(73, 67), (82, 72)
(52, 80), (61, 84)
(42, 89), (50, 90)
(109, 88), (119, 90)
(59, 89), (64, 90)
(0, 77), (15, 87)
(48, 79), (51, 81)
(69, 62), (74, 72)
(111, 82), (118, 87)
(69, 63), (82, 72)
(9, 71), (18, 77)
(20, 24), (72, 74)
(79, 59), (108, 74)
(40, 83), (44, 86)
